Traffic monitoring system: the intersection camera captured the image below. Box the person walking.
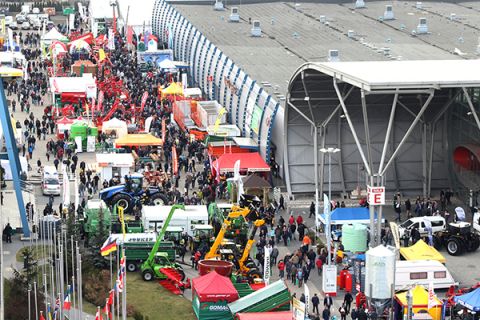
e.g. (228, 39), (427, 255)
(316, 257), (323, 276)
(339, 303), (347, 320)
(309, 201), (315, 218)
(312, 293), (320, 315)
(322, 307), (331, 320)
(3, 223), (13, 243)
(344, 291), (353, 314)
(324, 293), (333, 310)
(278, 260), (285, 279)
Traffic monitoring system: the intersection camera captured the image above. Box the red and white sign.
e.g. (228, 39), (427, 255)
(367, 185), (385, 205)
(322, 265), (337, 296)
(207, 75), (213, 82)
(140, 91), (149, 110)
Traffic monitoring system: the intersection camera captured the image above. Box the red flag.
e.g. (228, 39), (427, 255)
(63, 294), (71, 310)
(97, 90), (104, 111)
(104, 298), (112, 320)
(39, 311), (46, 320)
(95, 308), (103, 320)
(140, 91), (149, 113)
(107, 289), (114, 306)
(127, 26), (133, 45)
(172, 146), (178, 176)
(161, 118), (166, 142)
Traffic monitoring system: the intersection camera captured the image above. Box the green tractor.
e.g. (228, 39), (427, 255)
(140, 204), (189, 287)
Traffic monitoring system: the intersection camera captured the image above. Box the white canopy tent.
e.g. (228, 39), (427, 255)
(41, 27), (68, 43)
(102, 118), (128, 138)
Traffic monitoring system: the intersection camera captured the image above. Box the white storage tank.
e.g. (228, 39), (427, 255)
(365, 245), (395, 299)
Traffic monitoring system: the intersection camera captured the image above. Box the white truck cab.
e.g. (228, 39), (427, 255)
(398, 216), (446, 238)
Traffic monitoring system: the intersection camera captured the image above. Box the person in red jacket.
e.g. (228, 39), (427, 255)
(288, 214), (295, 225)
(278, 260), (285, 279)
(316, 257), (323, 276)
(296, 215), (303, 225)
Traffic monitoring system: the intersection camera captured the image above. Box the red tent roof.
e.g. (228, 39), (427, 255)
(56, 116), (74, 124)
(235, 311), (292, 320)
(212, 152), (270, 174)
(192, 271), (238, 303)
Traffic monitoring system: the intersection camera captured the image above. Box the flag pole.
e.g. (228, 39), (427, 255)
(33, 281), (38, 320)
(43, 273), (48, 317)
(116, 248), (120, 320)
(71, 236), (75, 320)
(28, 285), (31, 320)
(122, 248), (127, 320)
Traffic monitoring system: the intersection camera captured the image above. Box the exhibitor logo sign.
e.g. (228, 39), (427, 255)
(200, 303), (229, 312)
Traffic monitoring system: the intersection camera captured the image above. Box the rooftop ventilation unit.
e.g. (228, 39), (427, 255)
(319, 15), (326, 24)
(251, 20), (261, 37)
(214, 0), (224, 11)
(416, 2), (422, 9)
(229, 7), (239, 22)
(384, 5), (394, 20)
(347, 30), (355, 38)
(450, 13), (456, 21)
(328, 49), (340, 62)
(355, 0), (365, 9)
(383, 47), (391, 56)
(416, 17), (428, 34)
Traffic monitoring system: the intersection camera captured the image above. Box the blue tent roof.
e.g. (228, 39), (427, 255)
(319, 207), (382, 225)
(454, 287), (480, 311)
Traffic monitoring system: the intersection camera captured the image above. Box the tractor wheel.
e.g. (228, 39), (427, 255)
(178, 269), (186, 281)
(127, 262), (137, 272)
(142, 270), (154, 281)
(467, 234), (480, 252)
(247, 269), (262, 281)
(432, 235), (443, 250)
(446, 238), (464, 256)
(148, 193), (168, 206)
(111, 194), (132, 213)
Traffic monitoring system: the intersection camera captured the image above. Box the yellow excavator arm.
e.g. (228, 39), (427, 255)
(238, 219), (265, 272)
(204, 207), (251, 260)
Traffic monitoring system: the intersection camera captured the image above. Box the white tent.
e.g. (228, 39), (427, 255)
(158, 59), (177, 70)
(41, 28), (68, 42)
(102, 118), (128, 138)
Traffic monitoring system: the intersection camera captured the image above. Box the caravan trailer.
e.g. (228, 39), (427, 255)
(395, 260), (457, 290)
(141, 205), (209, 237)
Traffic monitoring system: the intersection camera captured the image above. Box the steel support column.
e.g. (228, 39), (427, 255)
(319, 127), (326, 197)
(0, 80), (30, 237)
(422, 123), (428, 197)
(314, 126), (319, 225)
(361, 90), (373, 171)
(381, 90), (435, 176)
(333, 78), (372, 176)
(378, 93), (398, 174)
(287, 100), (315, 126)
(337, 112), (346, 194)
(462, 87), (480, 131)
(301, 71), (315, 123)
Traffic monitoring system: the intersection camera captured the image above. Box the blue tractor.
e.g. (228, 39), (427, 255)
(99, 173), (168, 213)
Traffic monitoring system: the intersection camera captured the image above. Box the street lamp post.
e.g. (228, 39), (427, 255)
(320, 147), (340, 265)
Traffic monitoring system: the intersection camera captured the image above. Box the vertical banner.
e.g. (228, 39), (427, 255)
(97, 91), (104, 111)
(7, 27), (13, 52)
(0, 15), (6, 35)
(292, 298), (306, 320)
(263, 248), (270, 285)
(172, 146), (178, 175)
(140, 91), (149, 112)
(161, 118), (166, 142)
(126, 26), (133, 45)
(108, 28), (115, 50)
(304, 284), (310, 316)
(213, 107), (226, 134)
(181, 73), (188, 90)
(69, 13), (75, 31)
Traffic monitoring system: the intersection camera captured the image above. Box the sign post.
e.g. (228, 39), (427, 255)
(367, 183), (385, 246)
(322, 265), (337, 296)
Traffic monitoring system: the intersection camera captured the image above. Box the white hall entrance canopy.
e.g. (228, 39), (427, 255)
(315, 60), (480, 91)
(285, 59), (480, 202)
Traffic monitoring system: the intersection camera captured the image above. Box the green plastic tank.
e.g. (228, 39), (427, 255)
(342, 224), (368, 252)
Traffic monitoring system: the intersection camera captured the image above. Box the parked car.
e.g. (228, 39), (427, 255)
(21, 21), (30, 30)
(32, 19), (41, 30)
(32, 7), (40, 14)
(9, 21), (17, 30)
(398, 216), (446, 238)
(15, 14), (26, 23)
(5, 16), (13, 26)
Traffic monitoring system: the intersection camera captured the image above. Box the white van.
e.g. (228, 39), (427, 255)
(395, 260), (457, 290)
(142, 205), (209, 237)
(42, 166), (60, 196)
(398, 216), (446, 238)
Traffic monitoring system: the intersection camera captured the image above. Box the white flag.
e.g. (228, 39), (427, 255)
(263, 248), (270, 285)
(428, 282), (436, 310)
(7, 28), (13, 52)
